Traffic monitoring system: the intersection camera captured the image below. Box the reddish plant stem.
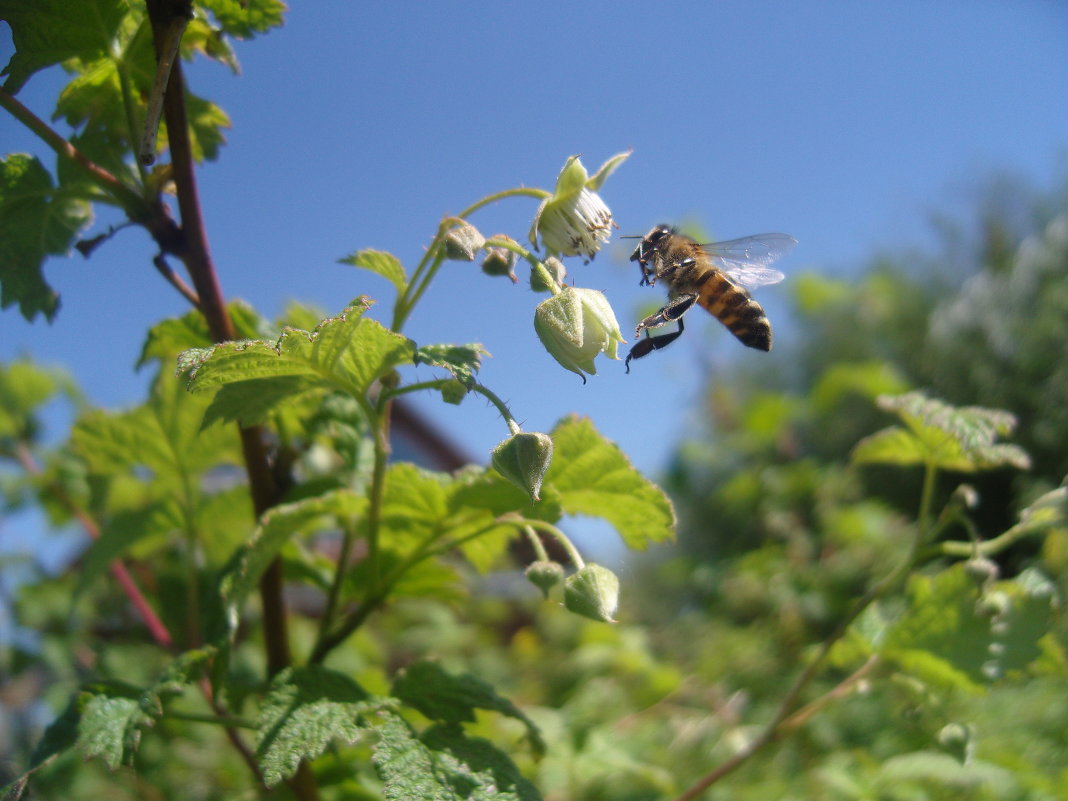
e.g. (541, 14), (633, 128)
(14, 441), (174, 649)
(145, 5), (312, 796)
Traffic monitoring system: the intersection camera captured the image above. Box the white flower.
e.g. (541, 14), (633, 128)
(529, 152), (629, 261)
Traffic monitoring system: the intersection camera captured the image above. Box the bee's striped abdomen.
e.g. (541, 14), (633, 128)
(696, 271), (773, 351)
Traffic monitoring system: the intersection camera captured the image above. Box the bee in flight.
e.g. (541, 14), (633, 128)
(624, 225), (796, 372)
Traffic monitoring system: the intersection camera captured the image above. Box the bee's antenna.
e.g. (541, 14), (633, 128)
(619, 235), (643, 239)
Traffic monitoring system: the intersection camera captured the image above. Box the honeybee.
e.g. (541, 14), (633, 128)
(624, 225), (796, 371)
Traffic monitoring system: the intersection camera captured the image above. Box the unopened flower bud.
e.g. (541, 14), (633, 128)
(444, 221), (486, 261)
(525, 560), (565, 598)
(564, 564), (619, 622)
(530, 257), (566, 293)
(482, 244), (518, 282)
(491, 431), (554, 501)
(534, 287), (625, 382)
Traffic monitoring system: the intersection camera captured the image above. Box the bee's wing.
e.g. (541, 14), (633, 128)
(700, 233), (796, 289)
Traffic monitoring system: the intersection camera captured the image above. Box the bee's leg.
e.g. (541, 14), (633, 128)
(626, 318), (686, 373)
(634, 293), (697, 335)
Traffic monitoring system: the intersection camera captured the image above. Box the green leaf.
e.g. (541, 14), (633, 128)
(72, 372), (242, 484)
(198, 0), (287, 39)
(221, 490), (365, 628)
(0, 154), (92, 320)
(139, 302), (267, 368)
(391, 660), (545, 756)
(881, 564), (1055, 691)
(852, 392), (1031, 472)
(256, 666), (376, 788)
(851, 426), (928, 467)
(78, 685), (156, 770)
(421, 724), (542, 801)
(75, 501), (179, 597)
(340, 249), (408, 294)
(544, 416), (676, 549)
(180, 299), (415, 425)
(372, 713), (543, 801)
(414, 343), (488, 388)
(0, 0), (127, 93)
(0, 360), (72, 439)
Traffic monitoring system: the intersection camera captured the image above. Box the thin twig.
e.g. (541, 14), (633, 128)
(153, 253), (202, 308)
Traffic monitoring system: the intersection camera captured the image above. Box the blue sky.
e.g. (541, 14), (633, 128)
(2, 1), (1068, 558)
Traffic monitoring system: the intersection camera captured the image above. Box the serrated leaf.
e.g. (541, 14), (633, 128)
(341, 249), (408, 294)
(414, 343), (488, 388)
(78, 689), (153, 770)
(0, 155), (92, 321)
(421, 724), (542, 801)
(544, 416), (675, 549)
(392, 661), (544, 756)
(221, 490), (365, 627)
(0, 360), (71, 438)
(373, 713), (542, 801)
(256, 666), (375, 788)
(198, 0), (286, 39)
(880, 565), (1054, 690)
(181, 300), (415, 424)
(72, 372), (242, 483)
(851, 426), (929, 467)
(75, 501), (180, 597)
(855, 392), (1031, 472)
(0, 0), (127, 93)
(138, 301), (267, 368)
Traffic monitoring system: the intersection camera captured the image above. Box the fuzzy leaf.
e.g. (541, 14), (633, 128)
(340, 249), (408, 294)
(72, 372), (242, 483)
(881, 565), (1055, 690)
(0, 0), (127, 93)
(78, 686), (155, 770)
(392, 660), (544, 756)
(180, 300), (415, 425)
(0, 155), (92, 320)
(198, 0), (286, 39)
(852, 392), (1031, 471)
(414, 343), (488, 388)
(221, 490), (365, 628)
(544, 416), (675, 549)
(256, 666), (375, 787)
(138, 302), (267, 368)
(373, 713), (542, 801)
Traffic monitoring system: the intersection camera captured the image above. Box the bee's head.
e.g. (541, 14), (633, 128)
(628, 224), (674, 263)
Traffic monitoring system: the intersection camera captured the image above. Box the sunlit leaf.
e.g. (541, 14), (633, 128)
(852, 392), (1031, 472)
(221, 489), (365, 626)
(0, 0), (127, 93)
(138, 301), (268, 368)
(392, 660), (545, 756)
(256, 666), (376, 787)
(372, 712), (542, 801)
(0, 155), (92, 320)
(414, 343), (488, 388)
(340, 249), (408, 294)
(198, 0), (286, 39)
(180, 299), (415, 426)
(545, 415), (675, 549)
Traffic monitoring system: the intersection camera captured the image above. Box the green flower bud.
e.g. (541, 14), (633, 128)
(963, 556), (999, 587)
(564, 563), (619, 623)
(525, 560), (565, 598)
(530, 256), (566, 293)
(534, 287), (625, 382)
(444, 221), (486, 261)
(481, 244), (518, 282)
(936, 723), (972, 763)
(439, 378), (470, 405)
(491, 431), (554, 501)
